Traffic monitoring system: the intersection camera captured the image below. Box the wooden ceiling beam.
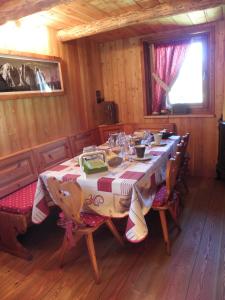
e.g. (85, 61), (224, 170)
(57, 0), (225, 41)
(0, 0), (73, 26)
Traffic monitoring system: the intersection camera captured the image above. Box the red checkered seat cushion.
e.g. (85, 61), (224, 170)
(152, 185), (168, 208)
(80, 212), (107, 227)
(58, 212), (108, 230)
(0, 182), (37, 214)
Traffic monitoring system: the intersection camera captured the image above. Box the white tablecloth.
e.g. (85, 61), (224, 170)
(32, 136), (179, 242)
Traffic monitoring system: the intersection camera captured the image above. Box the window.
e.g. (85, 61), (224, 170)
(143, 28), (214, 115)
(169, 40), (203, 105)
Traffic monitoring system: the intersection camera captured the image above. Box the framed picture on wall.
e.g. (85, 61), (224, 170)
(0, 51), (64, 99)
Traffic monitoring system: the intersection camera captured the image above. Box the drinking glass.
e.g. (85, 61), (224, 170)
(108, 135), (115, 148)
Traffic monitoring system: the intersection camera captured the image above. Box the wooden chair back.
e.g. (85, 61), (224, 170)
(176, 141), (185, 164)
(47, 177), (83, 224)
(166, 152), (181, 196)
(182, 133), (190, 153)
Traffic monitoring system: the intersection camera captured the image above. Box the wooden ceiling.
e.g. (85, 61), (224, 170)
(2, 0), (225, 42)
(90, 5), (225, 41)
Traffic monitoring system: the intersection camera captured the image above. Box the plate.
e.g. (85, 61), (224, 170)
(151, 142), (167, 147)
(134, 154), (152, 161)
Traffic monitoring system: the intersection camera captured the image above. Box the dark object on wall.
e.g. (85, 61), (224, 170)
(96, 90), (104, 103)
(216, 120), (225, 180)
(172, 104), (191, 114)
(98, 101), (117, 125)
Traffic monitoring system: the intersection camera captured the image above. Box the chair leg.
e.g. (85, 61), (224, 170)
(85, 233), (100, 284)
(59, 234), (70, 268)
(158, 210), (171, 255)
(105, 219), (124, 246)
(59, 233), (82, 268)
(168, 207), (181, 232)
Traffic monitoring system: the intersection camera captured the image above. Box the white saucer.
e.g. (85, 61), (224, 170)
(134, 154), (152, 161)
(151, 142), (167, 147)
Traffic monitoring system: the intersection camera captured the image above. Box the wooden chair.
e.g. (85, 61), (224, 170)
(182, 133), (191, 172)
(177, 133), (190, 193)
(151, 152), (181, 255)
(47, 177), (124, 283)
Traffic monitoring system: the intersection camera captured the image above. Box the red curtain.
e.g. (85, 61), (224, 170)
(153, 41), (189, 113)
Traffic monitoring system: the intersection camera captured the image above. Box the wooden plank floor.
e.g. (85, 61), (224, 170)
(0, 177), (225, 300)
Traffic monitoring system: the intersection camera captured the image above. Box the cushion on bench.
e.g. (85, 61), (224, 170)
(0, 182), (37, 214)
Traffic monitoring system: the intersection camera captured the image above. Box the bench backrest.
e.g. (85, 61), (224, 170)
(0, 150), (37, 198)
(69, 129), (99, 156)
(0, 137), (73, 198)
(32, 137), (72, 173)
(134, 123), (176, 133)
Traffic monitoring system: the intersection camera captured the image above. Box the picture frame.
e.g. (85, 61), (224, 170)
(0, 50), (64, 99)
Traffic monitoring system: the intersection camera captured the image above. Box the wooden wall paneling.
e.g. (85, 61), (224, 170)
(22, 99), (39, 148)
(0, 28), (71, 156)
(126, 39), (136, 123)
(77, 39), (92, 130)
(215, 21), (225, 118)
(88, 40), (104, 126)
(0, 25), (102, 157)
(107, 39), (122, 120)
(99, 21), (225, 177)
(111, 42), (119, 112)
(82, 39), (103, 129)
(124, 39), (135, 123)
(0, 103), (10, 154)
(135, 38), (146, 122)
(101, 39), (123, 122)
(102, 42), (114, 107)
(116, 40), (127, 122)
(59, 41), (83, 133)
(100, 38), (145, 123)
(59, 38), (102, 133)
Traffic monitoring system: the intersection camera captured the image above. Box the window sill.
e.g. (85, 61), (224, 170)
(144, 114), (216, 119)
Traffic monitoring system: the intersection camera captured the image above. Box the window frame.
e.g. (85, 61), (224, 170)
(142, 25), (215, 116)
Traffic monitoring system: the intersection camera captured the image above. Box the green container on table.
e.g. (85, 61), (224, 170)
(83, 158), (108, 174)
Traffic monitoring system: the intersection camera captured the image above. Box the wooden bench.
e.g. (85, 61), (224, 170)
(0, 137), (73, 260)
(0, 150), (37, 260)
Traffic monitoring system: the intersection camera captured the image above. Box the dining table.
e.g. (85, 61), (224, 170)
(32, 136), (180, 243)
